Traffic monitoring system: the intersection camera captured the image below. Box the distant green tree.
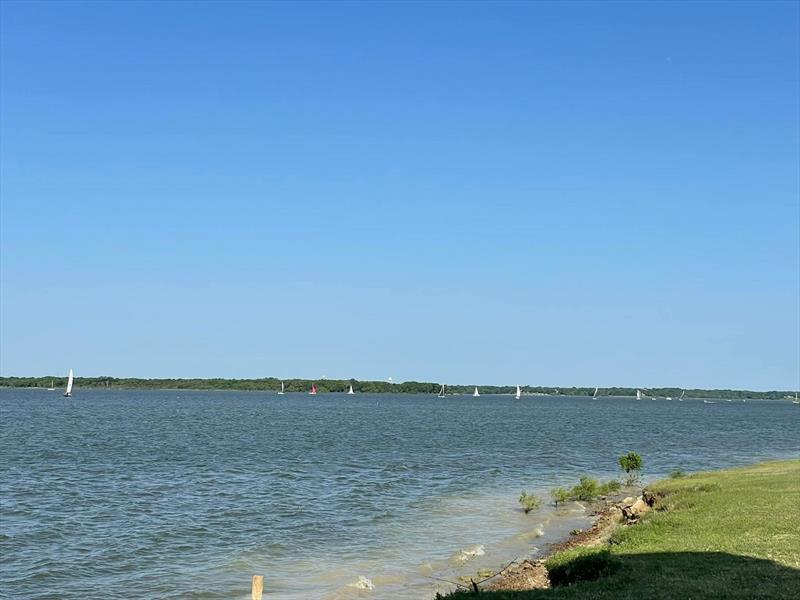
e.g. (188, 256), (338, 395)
(0, 377), (790, 399)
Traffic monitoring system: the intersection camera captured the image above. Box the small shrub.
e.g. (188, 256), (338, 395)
(519, 491), (542, 513)
(569, 528), (583, 536)
(570, 475), (600, 501)
(550, 486), (570, 508)
(618, 452), (644, 484)
(618, 451), (644, 473)
(546, 548), (621, 587)
(617, 452), (644, 485)
(598, 479), (621, 495)
(669, 470), (686, 479)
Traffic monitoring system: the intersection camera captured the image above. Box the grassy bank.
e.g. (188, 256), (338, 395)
(450, 460), (800, 599)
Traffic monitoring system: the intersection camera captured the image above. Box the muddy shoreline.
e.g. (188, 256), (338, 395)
(457, 491), (647, 593)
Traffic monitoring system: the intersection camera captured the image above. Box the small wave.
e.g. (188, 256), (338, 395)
(451, 544), (485, 565)
(348, 575), (374, 591)
(516, 526), (544, 542)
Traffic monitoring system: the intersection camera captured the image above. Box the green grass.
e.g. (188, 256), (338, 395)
(448, 460), (800, 599)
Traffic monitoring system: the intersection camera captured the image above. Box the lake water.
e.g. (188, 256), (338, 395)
(1, 389), (798, 599)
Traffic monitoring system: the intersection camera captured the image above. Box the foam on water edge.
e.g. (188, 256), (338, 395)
(238, 487), (595, 599)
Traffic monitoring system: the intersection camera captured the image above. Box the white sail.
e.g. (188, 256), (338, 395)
(679, 390), (685, 401)
(636, 389), (642, 400)
(438, 384), (446, 398)
(592, 387), (599, 399)
(347, 384), (355, 395)
(278, 381), (284, 395)
(473, 387), (480, 397)
(64, 369), (74, 397)
(515, 385), (521, 399)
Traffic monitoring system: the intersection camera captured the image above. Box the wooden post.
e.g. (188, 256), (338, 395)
(251, 575), (263, 600)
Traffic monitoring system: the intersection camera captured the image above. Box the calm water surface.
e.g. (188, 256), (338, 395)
(1, 389), (798, 599)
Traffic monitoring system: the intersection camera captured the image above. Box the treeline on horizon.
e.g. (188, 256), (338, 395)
(0, 376), (793, 399)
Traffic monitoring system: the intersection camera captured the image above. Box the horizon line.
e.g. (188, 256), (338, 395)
(0, 374), (796, 394)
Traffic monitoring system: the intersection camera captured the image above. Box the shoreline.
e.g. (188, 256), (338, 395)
(445, 460), (800, 598)
(483, 492), (644, 592)
(445, 489), (643, 594)
(1, 381), (793, 400)
(1, 386), (792, 402)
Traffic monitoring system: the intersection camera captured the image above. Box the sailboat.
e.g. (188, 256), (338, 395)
(278, 381), (285, 395)
(473, 387), (480, 397)
(347, 384), (355, 395)
(592, 387), (599, 400)
(438, 384), (446, 398)
(63, 369), (74, 397)
(515, 385), (521, 400)
(47, 379), (55, 391)
(679, 390), (685, 402)
(636, 389), (643, 401)
(792, 392), (799, 405)
(310, 383), (318, 395)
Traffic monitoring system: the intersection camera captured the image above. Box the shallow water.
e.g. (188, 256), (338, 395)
(1, 389), (798, 599)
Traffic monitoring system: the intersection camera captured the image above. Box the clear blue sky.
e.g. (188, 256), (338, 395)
(1, 1), (798, 390)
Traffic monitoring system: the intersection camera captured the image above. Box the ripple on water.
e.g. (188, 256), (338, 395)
(1, 390), (798, 599)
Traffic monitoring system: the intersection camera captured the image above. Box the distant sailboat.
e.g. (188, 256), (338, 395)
(310, 383), (318, 395)
(278, 381), (285, 395)
(438, 384), (446, 398)
(63, 369), (74, 397)
(347, 384), (355, 395)
(47, 379), (55, 391)
(636, 389), (643, 401)
(703, 399), (716, 404)
(592, 387), (599, 400)
(793, 392), (799, 405)
(515, 385), (521, 400)
(679, 390), (685, 402)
